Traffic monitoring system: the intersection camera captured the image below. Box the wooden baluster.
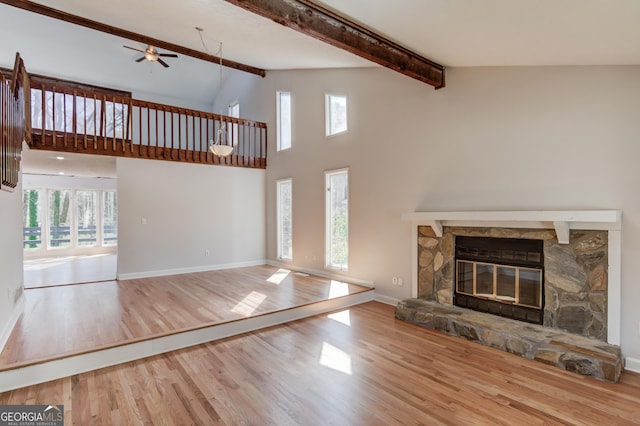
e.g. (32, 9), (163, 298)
(83, 95), (87, 149)
(121, 98), (126, 152)
(93, 94), (97, 149)
(163, 109), (167, 159)
(40, 86), (45, 144)
(127, 100), (132, 152)
(206, 117), (211, 164)
(154, 107), (158, 158)
(73, 91), (78, 149)
(101, 95), (107, 150)
(170, 111), (175, 160)
(145, 105), (151, 158)
(112, 95), (116, 151)
(178, 110), (182, 161)
(138, 103), (142, 158)
(51, 86), (56, 146)
(62, 91), (67, 147)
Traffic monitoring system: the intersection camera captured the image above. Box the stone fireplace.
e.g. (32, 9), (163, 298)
(421, 226), (607, 340)
(397, 210), (623, 382)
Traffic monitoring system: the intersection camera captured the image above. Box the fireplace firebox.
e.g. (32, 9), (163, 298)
(454, 236), (544, 324)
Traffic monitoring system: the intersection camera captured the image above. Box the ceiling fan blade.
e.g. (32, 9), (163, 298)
(159, 53), (178, 58)
(157, 58), (170, 68)
(135, 56), (146, 63)
(123, 45), (145, 53)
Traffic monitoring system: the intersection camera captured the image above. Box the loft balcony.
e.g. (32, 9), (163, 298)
(27, 78), (267, 169)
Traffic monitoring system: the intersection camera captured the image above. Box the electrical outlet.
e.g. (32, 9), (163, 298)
(397, 278), (403, 286)
(205, 249), (210, 257)
(392, 277), (398, 285)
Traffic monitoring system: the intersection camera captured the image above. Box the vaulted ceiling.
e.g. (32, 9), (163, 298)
(2, 0), (640, 104)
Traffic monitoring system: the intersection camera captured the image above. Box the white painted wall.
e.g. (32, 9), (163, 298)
(0, 179), (24, 350)
(226, 65), (640, 360)
(116, 157), (265, 278)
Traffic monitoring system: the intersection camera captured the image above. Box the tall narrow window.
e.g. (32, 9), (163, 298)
(277, 178), (293, 260)
(102, 191), (118, 246)
(76, 190), (98, 247)
(48, 189), (72, 248)
(228, 102), (240, 147)
(325, 169), (348, 270)
(277, 91), (292, 151)
(23, 189), (42, 249)
(325, 94), (347, 136)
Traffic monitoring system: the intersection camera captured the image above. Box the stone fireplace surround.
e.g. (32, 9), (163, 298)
(397, 210), (623, 382)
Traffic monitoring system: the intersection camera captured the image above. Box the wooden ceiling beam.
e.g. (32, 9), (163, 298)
(225, 0), (445, 88)
(0, 0), (266, 77)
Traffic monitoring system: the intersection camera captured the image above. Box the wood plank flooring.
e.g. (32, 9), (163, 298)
(0, 265), (371, 369)
(1, 302), (639, 425)
(23, 253), (117, 288)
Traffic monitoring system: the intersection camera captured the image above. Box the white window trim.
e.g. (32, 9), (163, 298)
(325, 168), (349, 271)
(276, 91), (292, 151)
(276, 178), (293, 261)
(325, 93), (348, 137)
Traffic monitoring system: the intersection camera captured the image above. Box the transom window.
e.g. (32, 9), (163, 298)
(325, 94), (347, 136)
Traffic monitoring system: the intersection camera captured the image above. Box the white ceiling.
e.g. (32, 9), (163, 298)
(1, 0), (639, 104)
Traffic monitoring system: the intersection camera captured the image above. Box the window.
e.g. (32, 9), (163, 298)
(325, 94), (347, 136)
(102, 191), (118, 246)
(228, 102), (240, 147)
(48, 189), (72, 248)
(325, 169), (348, 270)
(23, 188), (117, 251)
(23, 189), (42, 249)
(277, 91), (291, 151)
(76, 190), (98, 247)
(276, 179), (293, 260)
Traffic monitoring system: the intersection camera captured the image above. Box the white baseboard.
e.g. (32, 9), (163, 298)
(0, 290), (374, 393)
(374, 293), (401, 306)
(266, 260), (374, 288)
(117, 259), (267, 280)
(0, 295), (25, 354)
(625, 357), (640, 373)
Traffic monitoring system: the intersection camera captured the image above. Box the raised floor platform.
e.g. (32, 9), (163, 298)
(0, 265), (374, 392)
(395, 298), (623, 382)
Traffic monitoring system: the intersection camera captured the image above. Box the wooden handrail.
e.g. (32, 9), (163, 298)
(0, 52), (29, 191)
(28, 79), (267, 169)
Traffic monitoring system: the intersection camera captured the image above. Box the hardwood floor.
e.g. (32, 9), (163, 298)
(1, 302), (639, 425)
(23, 253), (117, 288)
(0, 265), (371, 369)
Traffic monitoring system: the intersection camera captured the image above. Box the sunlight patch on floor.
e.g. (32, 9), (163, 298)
(329, 280), (350, 299)
(327, 309), (351, 326)
(266, 269), (290, 285)
(231, 291), (267, 316)
(320, 341), (352, 375)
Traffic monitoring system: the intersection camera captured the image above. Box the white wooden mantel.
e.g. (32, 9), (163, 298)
(402, 210), (622, 345)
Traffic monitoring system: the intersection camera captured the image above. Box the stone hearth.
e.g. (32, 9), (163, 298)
(396, 299), (623, 382)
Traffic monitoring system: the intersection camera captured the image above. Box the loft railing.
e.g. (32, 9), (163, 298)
(0, 53), (30, 191)
(28, 79), (267, 168)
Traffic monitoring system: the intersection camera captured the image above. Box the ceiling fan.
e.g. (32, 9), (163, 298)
(123, 45), (178, 68)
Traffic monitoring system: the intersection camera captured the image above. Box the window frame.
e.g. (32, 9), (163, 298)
(276, 91), (292, 151)
(324, 168), (349, 271)
(276, 178), (293, 261)
(325, 93), (348, 137)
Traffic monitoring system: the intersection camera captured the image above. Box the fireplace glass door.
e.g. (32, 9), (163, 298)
(456, 260), (542, 309)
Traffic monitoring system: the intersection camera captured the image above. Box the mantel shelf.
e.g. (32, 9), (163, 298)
(401, 210), (622, 244)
